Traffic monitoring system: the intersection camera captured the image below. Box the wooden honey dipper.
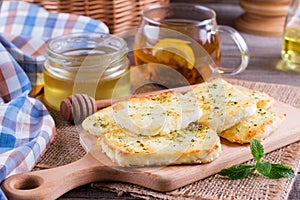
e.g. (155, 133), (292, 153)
(60, 94), (118, 124)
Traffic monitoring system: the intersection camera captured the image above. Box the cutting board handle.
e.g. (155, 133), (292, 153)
(1, 153), (112, 200)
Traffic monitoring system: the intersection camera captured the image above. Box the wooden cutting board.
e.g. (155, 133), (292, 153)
(2, 100), (300, 200)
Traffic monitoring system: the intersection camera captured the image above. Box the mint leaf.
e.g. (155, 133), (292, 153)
(219, 164), (255, 180)
(263, 164), (295, 179)
(256, 162), (272, 176)
(220, 139), (295, 180)
(250, 139), (264, 162)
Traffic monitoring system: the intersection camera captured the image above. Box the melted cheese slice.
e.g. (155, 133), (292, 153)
(239, 87), (275, 109)
(220, 108), (286, 144)
(185, 78), (257, 133)
(99, 123), (221, 166)
(82, 91), (201, 136)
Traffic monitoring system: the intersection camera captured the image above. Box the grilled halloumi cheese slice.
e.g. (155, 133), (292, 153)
(239, 87), (275, 109)
(185, 78), (257, 133)
(82, 91), (201, 137)
(82, 106), (115, 136)
(98, 122), (222, 166)
(220, 108), (286, 144)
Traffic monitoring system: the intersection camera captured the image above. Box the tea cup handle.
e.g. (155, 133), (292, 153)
(216, 25), (250, 75)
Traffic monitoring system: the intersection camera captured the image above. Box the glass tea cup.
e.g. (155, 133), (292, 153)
(133, 3), (249, 87)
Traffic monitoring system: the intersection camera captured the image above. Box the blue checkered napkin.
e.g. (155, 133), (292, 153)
(0, 0), (109, 96)
(0, 1), (109, 199)
(0, 38), (56, 200)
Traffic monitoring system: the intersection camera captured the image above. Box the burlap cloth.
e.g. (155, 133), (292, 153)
(34, 79), (300, 200)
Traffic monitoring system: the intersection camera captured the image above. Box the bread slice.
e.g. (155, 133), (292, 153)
(98, 122), (222, 166)
(185, 78), (257, 133)
(82, 91), (201, 137)
(220, 108), (286, 144)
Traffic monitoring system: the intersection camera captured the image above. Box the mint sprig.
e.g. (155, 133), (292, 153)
(219, 139), (295, 180)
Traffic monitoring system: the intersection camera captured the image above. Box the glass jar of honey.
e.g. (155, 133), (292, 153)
(44, 32), (131, 110)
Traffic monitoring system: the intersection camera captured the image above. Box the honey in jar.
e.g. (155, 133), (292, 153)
(44, 33), (130, 110)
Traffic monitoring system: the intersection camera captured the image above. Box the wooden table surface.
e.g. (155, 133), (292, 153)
(59, 2), (300, 199)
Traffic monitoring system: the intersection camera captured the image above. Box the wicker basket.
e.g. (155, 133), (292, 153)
(23, 0), (169, 34)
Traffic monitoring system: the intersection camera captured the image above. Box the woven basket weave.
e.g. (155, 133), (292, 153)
(23, 0), (169, 34)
